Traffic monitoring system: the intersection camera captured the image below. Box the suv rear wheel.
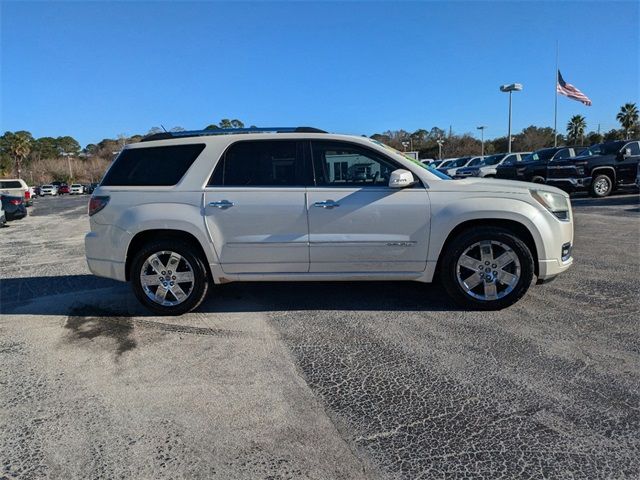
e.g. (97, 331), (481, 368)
(440, 227), (535, 310)
(590, 174), (613, 198)
(131, 239), (209, 315)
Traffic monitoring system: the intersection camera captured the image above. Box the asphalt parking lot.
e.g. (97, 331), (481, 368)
(1, 193), (639, 479)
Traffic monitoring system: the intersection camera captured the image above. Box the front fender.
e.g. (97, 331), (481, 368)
(427, 195), (551, 262)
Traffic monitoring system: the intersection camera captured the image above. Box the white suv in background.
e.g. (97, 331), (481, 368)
(86, 127), (574, 315)
(454, 152), (531, 179)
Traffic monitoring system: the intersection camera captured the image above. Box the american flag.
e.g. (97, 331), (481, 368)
(557, 70), (592, 106)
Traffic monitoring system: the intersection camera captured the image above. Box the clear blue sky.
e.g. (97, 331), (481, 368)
(2, 1), (638, 147)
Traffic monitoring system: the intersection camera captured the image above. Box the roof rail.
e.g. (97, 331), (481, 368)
(141, 126), (327, 142)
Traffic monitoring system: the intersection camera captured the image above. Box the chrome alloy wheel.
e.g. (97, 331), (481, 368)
(140, 251), (195, 306)
(593, 177), (610, 196)
(456, 240), (521, 301)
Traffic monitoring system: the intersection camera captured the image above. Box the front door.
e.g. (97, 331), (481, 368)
(307, 140), (430, 273)
(616, 141), (640, 184)
(204, 140), (309, 273)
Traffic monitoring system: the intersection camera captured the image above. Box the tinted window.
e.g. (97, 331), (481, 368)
(553, 148), (573, 160)
(485, 154), (507, 165)
(0, 181), (23, 188)
(312, 141), (402, 187)
(577, 142), (625, 157)
(209, 141), (303, 187)
(102, 144), (205, 186)
(625, 142), (640, 155)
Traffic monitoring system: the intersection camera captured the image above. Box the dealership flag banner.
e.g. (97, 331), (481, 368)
(556, 70), (592, 106)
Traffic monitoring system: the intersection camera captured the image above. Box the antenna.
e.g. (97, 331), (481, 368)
(161, 125), (168, 132)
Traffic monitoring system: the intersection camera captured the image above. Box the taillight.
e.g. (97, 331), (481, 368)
(9, 199), (21, 205)
(88, 196), (110, 216)
(24, 190), (31, 200)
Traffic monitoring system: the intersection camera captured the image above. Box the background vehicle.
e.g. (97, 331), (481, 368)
(546, 140), (640, 197)
(0, 178), (31, 206)
(58, 184), (70, 194)
(437, 156), (471, 176)
(86, 127), (573, 316)
(0, 194), (27, 220)
(40, 185), (58, 196)
(455, 152), (531, 179)
(496, 147), (583, 183)
(70, 184), (85, 194)
(446, 156), (485, 177)
(0, 200), (5, 227)
(86, 183), (99, 194)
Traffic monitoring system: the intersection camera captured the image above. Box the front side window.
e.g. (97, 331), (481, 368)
(311, 141), (401, 187)
(553, 148), (573, 160)
(624, 142), (640, 155)
(209, 141), (304, 187)
(102, 144), (205, 186)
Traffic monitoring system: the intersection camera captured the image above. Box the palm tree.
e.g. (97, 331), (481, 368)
(6, 132), (32, 178)
(616, 103), (639, 139)
(566, 115), (587, 145)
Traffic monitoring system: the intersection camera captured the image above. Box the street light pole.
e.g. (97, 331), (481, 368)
(476, 126), (487, 156)
(500, 83), (523, 154)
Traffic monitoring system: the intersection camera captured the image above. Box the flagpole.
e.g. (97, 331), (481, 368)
(554, 41), (559, 147)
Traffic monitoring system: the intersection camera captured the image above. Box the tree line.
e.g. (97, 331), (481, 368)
(1, 104), (637, 183)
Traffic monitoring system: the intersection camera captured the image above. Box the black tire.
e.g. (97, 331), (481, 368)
(531, 176), (546, 184)
(589, 174), (613, 198)
(130, 239), (209, 316)
(440, 227), (535, 310)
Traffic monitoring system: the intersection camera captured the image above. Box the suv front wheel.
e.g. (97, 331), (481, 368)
(131, 239), (209, 315)
(441, 227), (535, 310)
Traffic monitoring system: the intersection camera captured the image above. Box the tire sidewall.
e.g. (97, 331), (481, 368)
(441, 228), (535, 310)
(590, 174), (612, 197)
(131, 240), (209, 316)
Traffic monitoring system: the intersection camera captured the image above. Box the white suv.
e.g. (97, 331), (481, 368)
(85, 127), (574, 315)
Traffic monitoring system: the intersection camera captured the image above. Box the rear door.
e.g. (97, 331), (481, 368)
(307, 140), (430, 273)
(204, 140), (310, 273)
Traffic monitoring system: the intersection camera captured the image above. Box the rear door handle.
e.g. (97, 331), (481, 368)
(314, 200), (340, 209)
(209, 200), (234, 209)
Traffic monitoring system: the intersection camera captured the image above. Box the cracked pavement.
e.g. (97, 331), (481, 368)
(1, 193), (639, 479)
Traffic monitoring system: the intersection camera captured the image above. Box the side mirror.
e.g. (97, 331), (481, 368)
(389, 169), (416, 188)
(623, 148), (632, 158)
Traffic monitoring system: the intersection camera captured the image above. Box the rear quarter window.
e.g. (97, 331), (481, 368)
(101, 144), (205, 186)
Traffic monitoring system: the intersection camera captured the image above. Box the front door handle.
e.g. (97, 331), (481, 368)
(209, 200), (234, 209)
(314, 200), (340, 209)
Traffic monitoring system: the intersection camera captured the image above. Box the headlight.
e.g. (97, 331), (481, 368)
(530, 189), (570, 221)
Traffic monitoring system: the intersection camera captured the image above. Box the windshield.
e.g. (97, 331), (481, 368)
(467, 157), (485, 167)
(577, 142), (625, 157)
(369, 139), (451, 180)
(483, 154), (507, 165)
(448, 157), (471, 168)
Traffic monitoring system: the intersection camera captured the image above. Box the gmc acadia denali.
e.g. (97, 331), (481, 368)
(85, 127), (574, 315)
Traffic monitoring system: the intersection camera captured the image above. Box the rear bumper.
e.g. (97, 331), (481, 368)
(86, 257), (126, 282)
(85, 228), (129, 282)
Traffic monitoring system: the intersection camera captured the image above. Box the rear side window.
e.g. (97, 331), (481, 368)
(0, 181), (23, 188)
(101, 144), (205, 186)
(208, 141), (305, 187)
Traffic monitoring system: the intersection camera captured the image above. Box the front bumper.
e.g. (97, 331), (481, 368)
(546, 177), (591, 192)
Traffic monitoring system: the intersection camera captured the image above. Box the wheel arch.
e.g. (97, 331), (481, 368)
(433, 218), (540, 280)
(125, 229), (212, 281)
(591, 166), (616, 182)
